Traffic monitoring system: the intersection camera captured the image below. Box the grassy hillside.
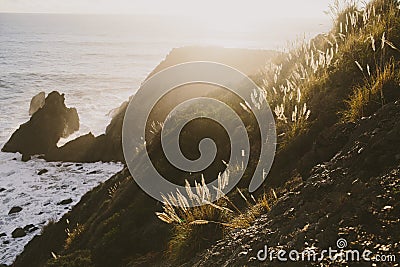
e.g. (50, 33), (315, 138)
(259, 0), (400, 187)
(153, 0), (400, 264)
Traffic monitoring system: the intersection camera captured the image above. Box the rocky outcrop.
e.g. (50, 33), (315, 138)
(2, 91), (124, 163)
(23, 224), (38, 233)
(44, 100), (126, 163)
(11, 228), (26, 239)
(57, 198), (72, 205)
(45, 133), (98, 162)
(8, 206), (22, 215)
(2, 91), (79, 157)
(9, 41), (400, 266)
(37, 169), (48, 175)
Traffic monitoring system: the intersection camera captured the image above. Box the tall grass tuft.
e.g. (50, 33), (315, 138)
(64, 219), (85, 250)
(343, 61), (398, 121)
(156, 172), (234, 263)
(256, 0), (400, 145)
(156, 171), (277, 263)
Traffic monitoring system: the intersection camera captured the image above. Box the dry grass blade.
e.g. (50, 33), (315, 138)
(237, 188), (248, 203)
(51, 252), (58, 260)
(156, 212), (174, 224)
(355, 61), (364, 72)
(189, 220), (209, 225)
(203, 200), (234, 213)
(384, 40), (400, 52)
(272, 189), (278, 200)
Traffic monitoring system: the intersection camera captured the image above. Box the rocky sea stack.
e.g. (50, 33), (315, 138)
(2, 91), (79, 157)
(2, 91), (125, 163)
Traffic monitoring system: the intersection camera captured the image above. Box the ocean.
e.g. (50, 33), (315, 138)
(0, 13), (330, 264)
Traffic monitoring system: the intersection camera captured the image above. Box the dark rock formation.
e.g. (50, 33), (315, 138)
(23, 224), (38, 233)
(44, 100), (126, 163)
(11, 228), (26, 238)
(37, 169), (48, 175)
(57, 198), (72, 205)
(1, 89), (125, 163)
(2, 91), (79, 157)
(45, 133), (97, 162)
(8, 206), (22, 215)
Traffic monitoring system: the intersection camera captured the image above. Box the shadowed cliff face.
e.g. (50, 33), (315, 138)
(2, 91), (79, 157)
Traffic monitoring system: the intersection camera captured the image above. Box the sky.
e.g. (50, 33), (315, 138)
(0, 0), (332, 18)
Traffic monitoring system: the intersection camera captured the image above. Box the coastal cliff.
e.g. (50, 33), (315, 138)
(9, 1), (400, 265)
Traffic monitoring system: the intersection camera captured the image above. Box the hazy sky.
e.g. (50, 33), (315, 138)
(0, 0), (332, 18)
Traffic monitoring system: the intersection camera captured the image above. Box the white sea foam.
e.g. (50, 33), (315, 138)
(0, 151), (123, 265)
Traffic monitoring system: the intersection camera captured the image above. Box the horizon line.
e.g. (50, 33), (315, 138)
(0, 11), (328, 20)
